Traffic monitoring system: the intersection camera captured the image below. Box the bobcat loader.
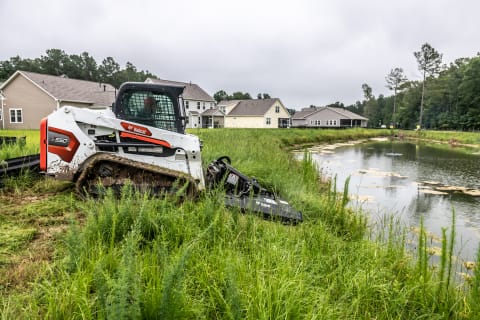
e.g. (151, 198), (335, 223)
(38, 82), (302, 223)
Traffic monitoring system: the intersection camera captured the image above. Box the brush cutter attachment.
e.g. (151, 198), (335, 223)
(205, 156), (303, 224)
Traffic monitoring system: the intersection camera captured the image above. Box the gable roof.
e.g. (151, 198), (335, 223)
(217, 100), (241, 107)
(227, 98), (281, 116)
(1, 71), (116, 107)
(292, 107), (318, 119)
(146, 78), (214, 102)
(326, 107), (368, 120)
(293, 106), (368, 120)
(202, 107), (225, 116)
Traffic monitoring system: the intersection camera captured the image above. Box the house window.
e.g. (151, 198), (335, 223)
(334, 120), (337, 126)
(203, 102), (206, 110)
(185, 101), (189, 109)
(310, 120), (313, 125)
(266, 117), (271, 125)
(315, 120), (321, 126)
(10, 108), (23, 123)
(197, 102), (200, 110)
(275, 106), (280, 113)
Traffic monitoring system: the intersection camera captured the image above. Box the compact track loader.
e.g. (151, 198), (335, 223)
(5, 82), (302, 223)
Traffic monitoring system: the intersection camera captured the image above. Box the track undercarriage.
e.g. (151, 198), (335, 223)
(74, 153), (198, 198)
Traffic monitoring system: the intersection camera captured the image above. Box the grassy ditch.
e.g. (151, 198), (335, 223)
(398, 129), (480, 148)
(0, 128), (479, 319)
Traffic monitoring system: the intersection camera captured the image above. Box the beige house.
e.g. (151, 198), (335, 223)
(222, 99), (291, 128)
(292, 106), (368, 128)
(217, 100), (241, 115)
(0, 71), (116, 130)
(145, 78), (215, 129)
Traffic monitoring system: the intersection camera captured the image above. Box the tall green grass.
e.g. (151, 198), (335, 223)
(0, 130), (40, 160)
(399, 129), (480, 146)
(1, 128), (479, 319)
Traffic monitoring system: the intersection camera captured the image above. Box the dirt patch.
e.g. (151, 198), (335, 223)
(0, 218), (72, 291)
(0, 182), (83, 292)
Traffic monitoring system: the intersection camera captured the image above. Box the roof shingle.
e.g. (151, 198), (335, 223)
(227, 99), (280, 116)
(293, 106), (367, 120)
(146, 78), (214, 102)
(19, 71), (116, 107)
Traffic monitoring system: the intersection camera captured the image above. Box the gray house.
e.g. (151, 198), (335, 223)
(292, 106), (368, 128)
(145, 78), (215, 129)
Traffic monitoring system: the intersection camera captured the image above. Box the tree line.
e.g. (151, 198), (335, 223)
(213, 90), (273, 102)
(2, 46), (479, 130)
(346, 43), (480, 131)
(0, 49), (272, 104)
(0, 49), (155, 88)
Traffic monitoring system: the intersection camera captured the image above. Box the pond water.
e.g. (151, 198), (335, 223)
(307, 139), (480, 261)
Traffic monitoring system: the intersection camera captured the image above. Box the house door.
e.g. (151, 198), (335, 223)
(278, 118), (290, 128)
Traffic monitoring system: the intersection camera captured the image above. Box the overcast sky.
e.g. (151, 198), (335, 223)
(1, 0), (479, 109)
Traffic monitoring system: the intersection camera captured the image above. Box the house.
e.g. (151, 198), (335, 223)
(0, 71), (116, 130)
(222, 98), (291, 128)
(217, 100), (241, 115)
(291, 106), (368, 128)
(145, 78), (215, 129)
(201, 107), (225, 128)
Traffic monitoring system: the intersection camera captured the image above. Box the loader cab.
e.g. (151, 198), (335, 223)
(113, 82), (186, 134)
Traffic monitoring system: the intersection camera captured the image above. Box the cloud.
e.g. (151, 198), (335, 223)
(1, 0), (479, 108)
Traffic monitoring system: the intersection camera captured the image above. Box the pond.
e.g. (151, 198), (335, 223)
(306, 138), (480, 261)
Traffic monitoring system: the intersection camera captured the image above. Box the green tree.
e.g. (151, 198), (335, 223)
(414, 43), (443, 128)
(0, 56), (41, 80)
(257, 93), (271, 99)
(385, 67), (407, 128)
(63, 52), (98, 81)
(40, 48), (68, 75)
(231, 91), (252, 100)
(213, 90), (252, 101)
(98, 57), (121, 85)
(397, 80), (422, 129)
(0, 50), (157, 89)
(326, 101), (345, 108)
(457, 56), (480, 130)
(361, 83), (380, 127)
(362, 83), (374, 100)
(79, 52), (98, 81)
(214, 90), (228, 102)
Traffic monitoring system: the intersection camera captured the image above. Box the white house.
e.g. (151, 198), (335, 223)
(145, 78), (215, 129)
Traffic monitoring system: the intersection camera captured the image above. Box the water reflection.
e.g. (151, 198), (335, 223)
(309, 140), (480, 260)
